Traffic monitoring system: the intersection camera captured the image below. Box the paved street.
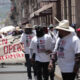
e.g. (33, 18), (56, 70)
(0, 73), (28, 80)
(0, 64), (79, 80)
(0, 64), (61, 80)
(0, 64), (33, 80)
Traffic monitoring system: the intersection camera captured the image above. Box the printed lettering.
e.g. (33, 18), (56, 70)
(2, 39), (8, 45)
(13, 44), (16, 52)
(17, 44), (22, 51)
(4, 46), (8, 54)
(9, 45), (13, 53)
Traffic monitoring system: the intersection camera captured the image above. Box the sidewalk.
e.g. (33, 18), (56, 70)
(0, 64), (27, 73)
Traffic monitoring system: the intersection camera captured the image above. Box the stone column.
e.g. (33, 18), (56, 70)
(64, 0), (67, 19)
(56, 0), (61, 21)
(68, 0), (72, 25)
(75, 0), (80, 27)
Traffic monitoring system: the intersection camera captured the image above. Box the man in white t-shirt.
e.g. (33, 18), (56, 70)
(48, 24), (58, 40)
(30, 26), (55, 80)
(50, 20), (80, 80)
(20, 24), (35, 80)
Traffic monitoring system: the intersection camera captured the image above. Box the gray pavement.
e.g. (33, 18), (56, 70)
(0, 73), (28, 80)
(0, 64), (27, 73)
(0, 64), (61, 80)
(0, 64), (35, 80)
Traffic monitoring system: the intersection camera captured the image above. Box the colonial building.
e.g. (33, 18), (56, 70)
(10, 0), (60, 27)
(75, 0), (80, 27)
(29, 0), (60, 27)
(61, 0), (76, 26)
(10, 0), (80, 28)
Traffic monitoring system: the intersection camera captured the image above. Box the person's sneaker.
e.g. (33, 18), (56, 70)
(34, 76), (37, 80)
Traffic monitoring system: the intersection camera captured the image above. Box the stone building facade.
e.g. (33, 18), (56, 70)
(30, 0), (58, 26)
(10, 0), (60, 27)
(75, 0), (80, 27)
(60, 0), (76, 26)
(10, 0), (80, 28)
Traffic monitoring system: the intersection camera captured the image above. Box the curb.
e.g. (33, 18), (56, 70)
(0, 71), (35, 74)
(0, 71), (27, 74)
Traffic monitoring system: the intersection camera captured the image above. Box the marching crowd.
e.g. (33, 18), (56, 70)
(1, 19), (80, 80)
(19, 19), (80, 80)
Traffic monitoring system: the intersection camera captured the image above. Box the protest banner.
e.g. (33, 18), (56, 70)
(0, 35), (26, 63)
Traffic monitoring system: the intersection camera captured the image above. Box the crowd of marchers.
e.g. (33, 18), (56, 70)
(0, 19), (80, 80)
(19, 19), (80, 80)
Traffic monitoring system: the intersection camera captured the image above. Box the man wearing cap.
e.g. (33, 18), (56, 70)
(50, 20), (80, 80)
(48, 24), (57, 39)
(33, 25), (37, 35)
(20, 24), (35, 80)
(48, 24), (57, 80)
(30, 25), (54, 80)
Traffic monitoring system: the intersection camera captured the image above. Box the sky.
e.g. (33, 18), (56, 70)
(0, 0), (11, 22)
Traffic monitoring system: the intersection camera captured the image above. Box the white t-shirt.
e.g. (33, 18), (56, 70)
(20, 33), (34, 54)
(56, 33), (80, 72)
(48, 30), (58, 41)
(33, 30), (36, 35)
(30, 34), (55, 62)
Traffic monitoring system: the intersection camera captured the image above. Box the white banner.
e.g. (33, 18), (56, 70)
(0, 35), (26, 63)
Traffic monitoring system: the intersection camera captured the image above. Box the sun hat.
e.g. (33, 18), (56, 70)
(15, 26), (22, 31)
(23, 24), (32, 29)
(54, 17), (75, 32)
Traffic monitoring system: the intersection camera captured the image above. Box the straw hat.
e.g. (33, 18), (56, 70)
(23, 24), (32, 29)
(54, 17), (75, 32)
(16, 26), (22, 31)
